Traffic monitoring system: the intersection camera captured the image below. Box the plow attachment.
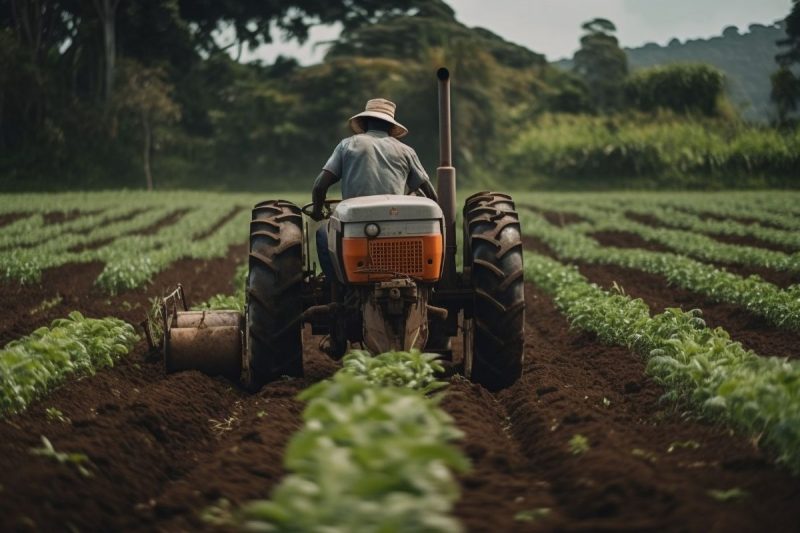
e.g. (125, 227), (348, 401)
(148, 286), (244, 381)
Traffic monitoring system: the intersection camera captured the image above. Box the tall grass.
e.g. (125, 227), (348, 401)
(502, 113), (800, 189)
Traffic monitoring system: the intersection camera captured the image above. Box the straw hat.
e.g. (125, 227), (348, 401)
(349, 98), (408, 138)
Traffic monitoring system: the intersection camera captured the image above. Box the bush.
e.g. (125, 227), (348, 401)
(624, 64), (726, 117)
(502, 113), (800, 188)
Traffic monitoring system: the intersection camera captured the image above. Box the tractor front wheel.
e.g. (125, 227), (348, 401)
(464, 192), (525, 391)
(244, 200), (305, 390)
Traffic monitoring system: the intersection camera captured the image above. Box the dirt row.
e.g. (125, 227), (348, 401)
(0, 240), (247, 346)
(589, 230), (800, 289)
(451, 285), (800, 532)
(1, 280), (798, 531)
(625, 212), (798, 254)
(524, 235), (800, 361)
(0, 231), (799, 531)
(538, 209), (800, 289)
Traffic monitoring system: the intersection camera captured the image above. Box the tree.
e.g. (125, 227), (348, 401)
(624, 63), (726, 116)
(771, 66), (799, 124)
(115, 62), (180, 190)
(92, 0), (121, 105)
(572, 18), (628, 112)
(179, 0), (422, 55)
(776, 0), (800, 67)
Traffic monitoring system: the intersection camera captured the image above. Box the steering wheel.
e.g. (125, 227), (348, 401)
(301, 199), (341, 220)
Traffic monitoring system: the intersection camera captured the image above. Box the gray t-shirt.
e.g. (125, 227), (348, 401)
(322, 130), (431, 199)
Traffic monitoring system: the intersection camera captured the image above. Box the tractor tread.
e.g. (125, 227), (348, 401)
(465, 193), (525, 391)
(245, 200), (305, 390)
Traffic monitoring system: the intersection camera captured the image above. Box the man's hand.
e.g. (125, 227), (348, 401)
(310, 205), (325, 221)
(311, 170), (339, 222)
(418, 180), (439, 203)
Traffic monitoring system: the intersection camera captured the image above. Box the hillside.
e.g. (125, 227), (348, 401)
(555, 22), (789, 122)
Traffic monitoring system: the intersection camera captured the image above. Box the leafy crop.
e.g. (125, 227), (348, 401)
(193, 262), (248, 312)
(0, 312), (138, 415)
(233, 351), (468, 532)
(524, 201), (800, 273)
(525, 251), (800, 474)
(518, 210), (800, 331)
(0, 191), (258, 292)
(340, 350), (448, 394)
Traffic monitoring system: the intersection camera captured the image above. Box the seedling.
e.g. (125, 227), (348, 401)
(45, 407), (70, 424)
(30, 436), (93, 478)
(29, 295), (63, 315)
(668, 440), (701, 453)
(569, 434), (590, 455)
(514, 508), (551, 522)
(708, 488), (748, 502)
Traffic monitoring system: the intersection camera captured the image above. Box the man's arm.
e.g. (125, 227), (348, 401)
(416, 179), (438, 202)
(405, 148), (438, 202)
(312, 169), (339, 220)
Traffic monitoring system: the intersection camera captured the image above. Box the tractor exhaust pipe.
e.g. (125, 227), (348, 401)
(436, 67), (457, 289)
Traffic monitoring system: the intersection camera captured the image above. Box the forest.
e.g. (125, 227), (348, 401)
(1, 0), (799, 191)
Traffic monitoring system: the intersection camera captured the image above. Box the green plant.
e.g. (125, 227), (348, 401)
(514, 508), (551, 522)
(568, 434), (590, 455)
(30, 436), (93, 478)
(232, 351), (468, 532)
(524, 251), (800, 474)
(0, 311), (138, 415)
(708, 488), (748, 502)
(518, 209), (800, 332)
(45, 407), (70, 424)
(340, 350), (448, 394)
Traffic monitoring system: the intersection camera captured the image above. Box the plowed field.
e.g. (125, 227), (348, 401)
(1, 191), (799, 532)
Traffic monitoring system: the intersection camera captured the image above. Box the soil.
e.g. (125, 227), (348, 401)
(682, 208), (792, 230)
(524, 235), (800, 360)
(589, 229), (800, 289)
(0, 213), (27, 227)
(540, 210), (586, 227)
(0, 243), (248, 346)
(626, 211), (798, 254)
(43, 210), (95, 224)
(0, 230), (799, 531)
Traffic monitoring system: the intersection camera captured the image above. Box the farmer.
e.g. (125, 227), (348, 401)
(311, 98), (438, 278)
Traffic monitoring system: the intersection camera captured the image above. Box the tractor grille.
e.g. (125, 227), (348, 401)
(368, 238), (424, 276)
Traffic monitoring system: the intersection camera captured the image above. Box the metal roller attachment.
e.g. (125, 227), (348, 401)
(159, 286), (244, 381)
(165, 322), (242, 380)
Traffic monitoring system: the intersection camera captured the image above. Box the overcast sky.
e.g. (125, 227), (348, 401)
(241, 0), (792, 64)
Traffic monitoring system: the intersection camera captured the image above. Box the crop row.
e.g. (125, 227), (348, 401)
(522, 193), (800, 252)
(618, 204), (800, 252)
(0, 312), (139, 415)
(95, 207), (250, 293)
(523, 201), (800, 274)
(513, 191), (800, 232)
(0, 205), (144, 250)
(227, 351), (468, 532)
(1, 204), (250, 292)
(518, 210), (800, 331)
(1, 206), (182, 282)
(524, 251), (800, 474)
(609, 195), (800, 233)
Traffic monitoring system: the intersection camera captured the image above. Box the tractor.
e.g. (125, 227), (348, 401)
(156, 68), (525, 391)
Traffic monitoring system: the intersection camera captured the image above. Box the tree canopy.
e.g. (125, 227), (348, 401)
(573, 17), (628, 111)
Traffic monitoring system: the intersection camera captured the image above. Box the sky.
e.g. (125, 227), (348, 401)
(240, 0), (792, 65)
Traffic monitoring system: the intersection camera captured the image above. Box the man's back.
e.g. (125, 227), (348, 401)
(323, 130), (428, 199)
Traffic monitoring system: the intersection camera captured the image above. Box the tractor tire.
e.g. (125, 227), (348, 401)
(244, 200), (304, 390)
(465, 193), (525, 391)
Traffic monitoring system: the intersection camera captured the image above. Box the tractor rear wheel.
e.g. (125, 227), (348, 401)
(464, 192), (525, 391)
(244, 200), (304, 390)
